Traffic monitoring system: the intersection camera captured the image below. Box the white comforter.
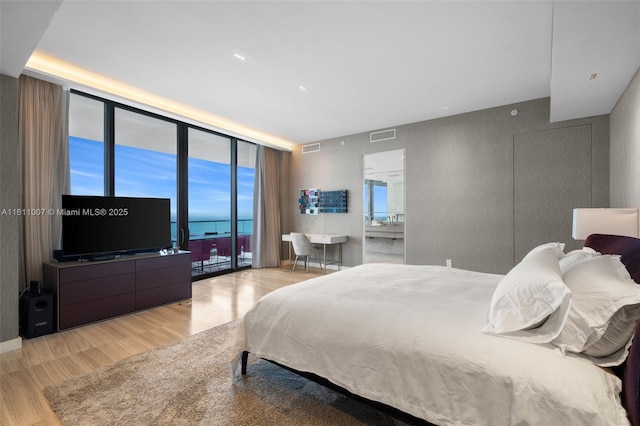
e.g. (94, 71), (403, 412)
(231, 264), (629, 425)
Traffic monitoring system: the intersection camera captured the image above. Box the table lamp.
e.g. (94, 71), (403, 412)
(572, 208), (639, 240)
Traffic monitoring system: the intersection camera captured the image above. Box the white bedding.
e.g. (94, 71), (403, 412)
(231, 264), (630, 425)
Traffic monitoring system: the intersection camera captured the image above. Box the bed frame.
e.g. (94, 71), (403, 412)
(241, 233), (640, 426)
(240, 350), (433, 425)
(240, 351), (432, 425)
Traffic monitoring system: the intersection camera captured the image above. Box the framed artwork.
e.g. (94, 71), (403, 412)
(319, 190), (348, 213)
(299, 188), (320, 215)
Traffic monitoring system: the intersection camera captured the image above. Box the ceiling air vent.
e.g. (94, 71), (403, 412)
(370, 128), (396, 143)
(302, 143), (320, 153)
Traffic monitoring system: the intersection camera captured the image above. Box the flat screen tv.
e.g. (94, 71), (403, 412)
(60, 195), (171, 260)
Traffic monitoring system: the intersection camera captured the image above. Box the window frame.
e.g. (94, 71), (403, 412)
(69, 89), (255, 277)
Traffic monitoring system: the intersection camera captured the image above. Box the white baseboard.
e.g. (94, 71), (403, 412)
(281, 260), (350, 271)
(323, 263), (350, 271)
(0, 337), (22, 353)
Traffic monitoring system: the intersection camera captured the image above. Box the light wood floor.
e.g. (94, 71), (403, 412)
(0, 265), (325, 426)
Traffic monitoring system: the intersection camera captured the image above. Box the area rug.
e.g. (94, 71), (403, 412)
(44, 320), (416, 425)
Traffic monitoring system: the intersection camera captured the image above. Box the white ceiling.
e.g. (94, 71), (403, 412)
(365, 149), (405, 183)
(2, 1), (639, 149)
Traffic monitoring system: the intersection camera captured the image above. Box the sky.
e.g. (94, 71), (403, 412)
(69, 136), (255, 221)
(364, 181), (388, 220)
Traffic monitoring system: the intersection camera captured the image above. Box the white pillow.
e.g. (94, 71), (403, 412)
(559, 249), (600, 274)
(526, 242), (566, 260)
(552, 255), (640, 366)
(483, 246), (571, 343)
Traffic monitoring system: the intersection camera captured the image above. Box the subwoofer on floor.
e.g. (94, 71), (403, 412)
(19, 291), (55, 338)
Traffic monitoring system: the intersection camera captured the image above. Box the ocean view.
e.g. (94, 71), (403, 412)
(70, 136), (255, 247)
(171, 219), (253, 242)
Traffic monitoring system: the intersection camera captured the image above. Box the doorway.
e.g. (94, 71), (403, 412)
(363, 149), (405, 264)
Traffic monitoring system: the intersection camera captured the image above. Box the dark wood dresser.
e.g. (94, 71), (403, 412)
(43, 251), (191, 331)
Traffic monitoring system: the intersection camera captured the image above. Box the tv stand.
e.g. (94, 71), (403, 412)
(43, 251), (191, 331)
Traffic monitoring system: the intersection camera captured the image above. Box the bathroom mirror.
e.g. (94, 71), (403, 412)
(363, 149), (405, 263)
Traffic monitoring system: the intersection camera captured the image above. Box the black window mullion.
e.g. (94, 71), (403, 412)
(230, 137), (238, 270)
(104, 103), (115, 196)
(177, 124), (189, 249)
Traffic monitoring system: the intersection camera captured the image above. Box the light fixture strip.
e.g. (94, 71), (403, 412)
(26, 51), (295, 151)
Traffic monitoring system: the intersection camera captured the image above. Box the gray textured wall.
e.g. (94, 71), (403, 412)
(514, 125), (592, 259)
(0, 74), (21, 344)
(287, 98), (609, 274)
(611, 67), (640, 208)
(286, 137), (365, 268)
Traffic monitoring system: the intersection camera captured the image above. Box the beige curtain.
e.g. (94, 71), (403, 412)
(18, 75), (69, 287)
(252, 145), (281, 268)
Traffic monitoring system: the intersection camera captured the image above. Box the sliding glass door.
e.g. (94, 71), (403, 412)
(237, 141), (256, 268)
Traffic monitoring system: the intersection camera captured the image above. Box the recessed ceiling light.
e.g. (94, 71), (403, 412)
(233, 53), (246, 61)
(439, 106), (449, 110)
(298, 85), (308, 92)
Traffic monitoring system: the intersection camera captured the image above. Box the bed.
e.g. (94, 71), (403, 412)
(231, 234), (640, 425)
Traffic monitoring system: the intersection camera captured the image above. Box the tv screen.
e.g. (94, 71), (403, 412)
(61, 195), (171, 258)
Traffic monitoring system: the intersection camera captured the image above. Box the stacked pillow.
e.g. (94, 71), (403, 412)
(482, 243), (571, 343)
(484, 242), (640, 366)
(559, 247), (597, 273)
(553, 253), (640, 366)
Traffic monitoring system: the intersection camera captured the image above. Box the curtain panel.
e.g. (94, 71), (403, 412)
(18, 75), (69, 287)
(252, 145), (281, 268)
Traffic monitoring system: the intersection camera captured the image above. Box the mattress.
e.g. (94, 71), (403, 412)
(231, 263), (629, 425)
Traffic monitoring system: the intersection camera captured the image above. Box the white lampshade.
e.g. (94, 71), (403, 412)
(572, 208), (639, 240)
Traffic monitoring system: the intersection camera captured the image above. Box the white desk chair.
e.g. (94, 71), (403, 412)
(290, 232), (323, 272)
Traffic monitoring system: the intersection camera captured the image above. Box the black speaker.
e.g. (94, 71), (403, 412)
(19, 292), (54, 338)
(29, 280), (42, 296)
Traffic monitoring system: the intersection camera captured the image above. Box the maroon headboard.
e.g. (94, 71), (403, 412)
(584, 233), (640, 426)
(584, 233), (640, 284)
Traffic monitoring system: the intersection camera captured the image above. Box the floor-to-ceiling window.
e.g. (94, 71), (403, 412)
(188, 128), (232, 275)
(237, 140), (256, 267)
(114, 108), (178, 242)
(68, 93), (104, 195)
(68, 90), (254, 279)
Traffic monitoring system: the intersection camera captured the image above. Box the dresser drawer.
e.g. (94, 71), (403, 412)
(136, 264), (190, 291)
(59, 273), (135, 306)
(59, 260), (135, 282)
(59, 293), (136, 330)
(136, 253), (189, 272)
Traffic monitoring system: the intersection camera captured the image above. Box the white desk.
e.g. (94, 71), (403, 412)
(282, 233), (348, 270)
